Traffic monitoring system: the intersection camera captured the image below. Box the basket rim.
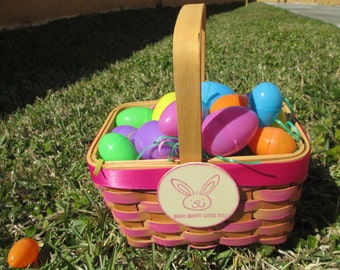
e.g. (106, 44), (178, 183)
(86, 100), (311, 171)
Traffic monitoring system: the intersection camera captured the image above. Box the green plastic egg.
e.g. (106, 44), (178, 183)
(116, 107), (153, 128)
(98, 133), (137, 161)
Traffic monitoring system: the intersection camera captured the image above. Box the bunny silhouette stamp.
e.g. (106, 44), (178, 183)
(157, 162), (239, 228)
(171, 175), (220, 211)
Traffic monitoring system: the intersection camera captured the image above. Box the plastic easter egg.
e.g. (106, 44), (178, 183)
(98, 133), (137, 161)
(202, 107), (259, 156)
(112, 125), (137, 142)
(202, 101), (209, 119)
(159, 100), (210, 136)
(249, 82), (283, 127)
(159, 101), (178, 136)
(210, 94), (249, 113)
(272, 109), (287, 128)
(248, 127), (297, 155)
(152, 92), (176, 120)
(8, 238), (39, 268)
(116, 107), (153, 128)
(201, 81), (234, 109)
(134, 121), (178, 159)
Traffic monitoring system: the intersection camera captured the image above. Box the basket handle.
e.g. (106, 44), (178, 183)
(173, 4), (206, 164)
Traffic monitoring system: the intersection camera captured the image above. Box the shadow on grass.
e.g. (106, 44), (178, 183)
(292, 159), (340, 240)
(0, 2), (244, 117)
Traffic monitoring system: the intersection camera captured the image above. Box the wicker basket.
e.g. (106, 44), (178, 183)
(86, 4), (311, 249)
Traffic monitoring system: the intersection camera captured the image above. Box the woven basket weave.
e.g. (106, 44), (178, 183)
(86, 4), (311, 249)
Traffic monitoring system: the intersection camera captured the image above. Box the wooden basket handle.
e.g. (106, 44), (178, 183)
(173, 4), (206, 164)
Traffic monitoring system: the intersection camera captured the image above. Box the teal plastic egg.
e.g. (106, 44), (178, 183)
(201, 81), (234, 109)
(249, 82), (283, 127)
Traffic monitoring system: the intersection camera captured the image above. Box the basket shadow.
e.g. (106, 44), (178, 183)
(0, 2), (244, 117)
(290, 158), (340, 240)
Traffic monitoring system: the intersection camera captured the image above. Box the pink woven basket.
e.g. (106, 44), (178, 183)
(86, 4), (311, 249)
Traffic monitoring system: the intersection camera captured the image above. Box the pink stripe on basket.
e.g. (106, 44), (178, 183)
(259, 234), (288, 245)
(103, 190), (144, 204)
(220, 219), (262, 233)
(145, 220), (184, 233)
(181, 231), (221, 243)
(253, 205), (294, 221)
(253, 186), (298, 202)
(152, 235), (188, 247)
(138, 201), (164, 214)
(256, 221), (292, 236)
(119, 224), (152, 238)
(243, 200), (262, 212)
(88, 150), (310, 189)
(219, 235), (258, 246)
(112, 209), (150, 222)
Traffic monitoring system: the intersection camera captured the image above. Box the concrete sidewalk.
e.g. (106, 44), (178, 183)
(266, 3), (340, 27)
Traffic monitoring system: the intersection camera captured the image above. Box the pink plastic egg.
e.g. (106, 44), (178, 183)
(158, 101), (178, 136)
(159, 101), (210, 137)
(202, 107), (259, 156)
(152, 92), (176, 120)
(134, 121), (178, 159)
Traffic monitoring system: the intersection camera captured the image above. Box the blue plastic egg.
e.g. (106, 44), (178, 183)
(201, 81), (234, 109)
(248, 82), (283, 127)
(202, 101), (209, 119)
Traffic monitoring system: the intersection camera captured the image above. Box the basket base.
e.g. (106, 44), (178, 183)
(100, 181), (301, 249)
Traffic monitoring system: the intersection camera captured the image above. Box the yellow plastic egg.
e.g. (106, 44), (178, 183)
(7, 238), (39, 268)
(152, 92), (176, 120)
(272, 109), (287, 128)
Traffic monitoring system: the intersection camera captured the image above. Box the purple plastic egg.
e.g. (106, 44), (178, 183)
(202, 106), (259, 156)
(159, 101), (178, 136)
(112, 125), (137, 142)
(134, 121), (178, 159)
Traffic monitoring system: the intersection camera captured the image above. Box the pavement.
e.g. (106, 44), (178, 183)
(266, 3), (340, 27)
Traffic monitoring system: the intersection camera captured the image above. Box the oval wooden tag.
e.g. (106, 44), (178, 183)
(157, 162), (239, 228)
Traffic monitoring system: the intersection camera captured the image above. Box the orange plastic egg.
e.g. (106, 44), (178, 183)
(7, 238), (39, 268)
(248, 126), (297, 155)
(210, 94), (248, 113)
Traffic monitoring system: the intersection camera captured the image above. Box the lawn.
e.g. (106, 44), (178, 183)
(0, 2), (339, 269)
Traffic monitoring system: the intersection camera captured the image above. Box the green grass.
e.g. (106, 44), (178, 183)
(1, 2), (339, 269)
